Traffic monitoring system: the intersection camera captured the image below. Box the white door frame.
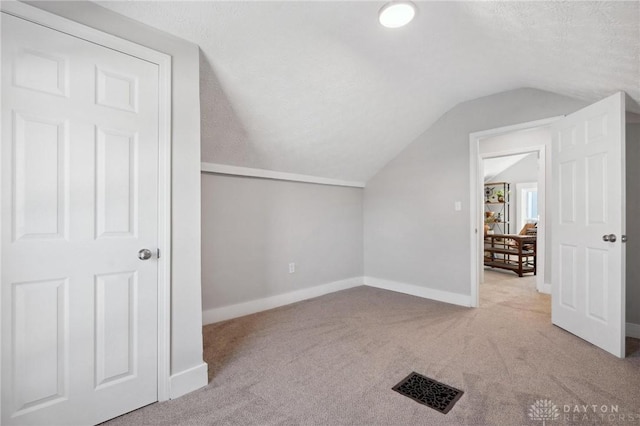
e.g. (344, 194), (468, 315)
(469, 117), (561, 307)
(0, 2), (172, 404)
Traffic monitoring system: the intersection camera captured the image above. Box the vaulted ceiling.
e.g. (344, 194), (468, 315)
(97, 1), (640, 182)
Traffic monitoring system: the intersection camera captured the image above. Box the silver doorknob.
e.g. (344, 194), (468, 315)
(602, 234), (617, 242)
(138, 249), (152, 260)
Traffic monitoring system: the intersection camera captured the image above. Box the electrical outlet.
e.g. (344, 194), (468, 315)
(288, 262), (295, 273)
(454, 201), (462, 211)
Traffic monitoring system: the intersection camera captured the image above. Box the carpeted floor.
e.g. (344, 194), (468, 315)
(105, 271), (640, 425)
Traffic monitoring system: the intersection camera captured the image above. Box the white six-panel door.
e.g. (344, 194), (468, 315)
(1, 13), (160, 424)
(551, 92), (626, 358)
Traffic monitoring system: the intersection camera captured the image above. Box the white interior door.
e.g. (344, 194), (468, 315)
(1, 13), (160, 424)
(551, 92), (626, 358)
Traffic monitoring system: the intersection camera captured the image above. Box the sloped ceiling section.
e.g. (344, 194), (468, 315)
(97, 1), (640, 182)
(484, 154), (530, 183)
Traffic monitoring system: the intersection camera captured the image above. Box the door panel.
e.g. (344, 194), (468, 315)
(585, 153), (607, 224)
(12, 279), (68, 414)
(96, 67), (139, 113)
(558, 244), (577, 310)
(585, 248), (607, 322)
(2, 12), (160, 425)
(551, 92), (625, 358)
(13, 112), (68, 241)
(94, 271), (137, 388)
(96, 128), (138, 238)
(13, 49), (69, 97)
(558, 160), (576, 224)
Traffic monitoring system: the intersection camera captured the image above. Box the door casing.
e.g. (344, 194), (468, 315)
(0, 2), (173, 416)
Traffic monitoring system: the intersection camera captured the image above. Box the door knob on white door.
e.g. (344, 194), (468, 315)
(602, 234), (617, 242)
(138, 249), (153, 260)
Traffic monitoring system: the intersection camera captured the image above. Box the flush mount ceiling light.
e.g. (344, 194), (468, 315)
(378, 1), (417, 28)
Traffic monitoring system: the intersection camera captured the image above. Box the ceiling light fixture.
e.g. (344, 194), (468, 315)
(378, 1), (416, 28)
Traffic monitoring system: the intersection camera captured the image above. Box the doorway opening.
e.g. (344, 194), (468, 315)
(482, 151), (544, 305)
(469, 117), (559, 308)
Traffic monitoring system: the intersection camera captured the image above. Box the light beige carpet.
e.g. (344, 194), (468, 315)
(105, 271), (640, 425)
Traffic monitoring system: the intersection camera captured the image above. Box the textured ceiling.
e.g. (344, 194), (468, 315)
(97, 1), (640, 182)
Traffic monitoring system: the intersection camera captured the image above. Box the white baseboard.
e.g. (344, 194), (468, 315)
(170, 362), (208, 399)
(202, 277), (364, 325)
(364, 276), (472, 307)
(202, 275), (476, 326)
(540, 282), (552, 294)
(627, 322), (640, 339)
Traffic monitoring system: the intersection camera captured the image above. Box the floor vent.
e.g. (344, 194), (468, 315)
(392, 371), (464, 414)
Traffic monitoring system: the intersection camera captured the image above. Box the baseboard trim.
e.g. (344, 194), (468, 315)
(627, 322), (640, 339)
(169, 362), (208, 399)
(202, 276), (476, 326)
(540, 282), (552, 294)
(202, 277), (364, 325)
(364, 276), (472, 307)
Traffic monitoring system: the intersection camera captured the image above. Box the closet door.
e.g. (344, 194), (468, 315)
(1, 12), (160, 424)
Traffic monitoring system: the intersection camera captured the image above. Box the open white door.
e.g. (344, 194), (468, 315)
(551, 92), (626, 358)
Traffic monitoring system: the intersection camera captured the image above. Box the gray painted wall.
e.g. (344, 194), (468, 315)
(364, 88), (587, 296)
(626, 122), (640, 325)
(28, 1), (205, 376)
(201, 174), (363, 311)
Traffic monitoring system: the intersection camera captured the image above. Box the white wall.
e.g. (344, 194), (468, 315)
(27, 1), (207, 395)
(364, 88), (587, 298)
(201, 174), (363, 322)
